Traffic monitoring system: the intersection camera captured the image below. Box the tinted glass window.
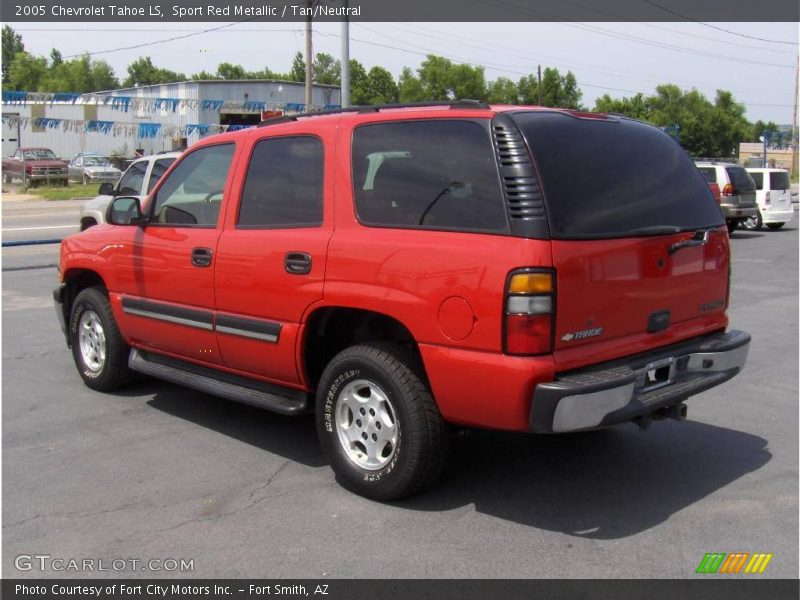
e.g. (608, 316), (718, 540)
(726, 167), (755, 191)
(117, 160), (148, 195)
(513, 112), (724, 238)
(238, 136), (323, 227)
(352, 120), (507, 233)
(697, 167), (717, 183)
(770, 171), (789, 190)
(146, 158), (176, 194)
(749, 172), (764, 189)
(152, 144), (235, 227)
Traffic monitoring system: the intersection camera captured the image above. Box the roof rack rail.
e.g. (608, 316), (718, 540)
(257, 99), (490, 127)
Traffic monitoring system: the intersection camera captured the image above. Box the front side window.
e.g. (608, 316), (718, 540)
(352, 120), (508, 234)
(117, 161), (148, 195)
(151, 144), (235, 227)
(238, 136), (323, 228)
(146, 158), (177, 194)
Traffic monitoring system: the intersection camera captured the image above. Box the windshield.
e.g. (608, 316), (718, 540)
(83, 156), (111, 167)
(512, 111), (724, 238)
(23, 149), (56, 160)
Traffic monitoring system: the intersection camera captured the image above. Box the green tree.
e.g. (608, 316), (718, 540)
(216, 62), (247, 80)
(487, 77), (518, 104)
(43, 54), (119, 93)
(313, 52), (341, 85)
(364, 66), (399, 104)
(2, 25), (25, 84)
(538, 68), (582, 108)
(593, 92), (650, 120)
(347, 59), (370, 104)
(398, 67), (425, 102)
(517, 74), (539, 104)
(289, 51), (305, 82)
(49, 48), (63, 67)
(8, 52), (47, 91)
(122, 56), (185, 87)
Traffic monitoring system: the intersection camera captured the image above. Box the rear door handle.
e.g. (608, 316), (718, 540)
(191, 247), (213, 267)
(284, 252), (312, 275)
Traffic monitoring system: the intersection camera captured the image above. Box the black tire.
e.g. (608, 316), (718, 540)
(316, 343), (450, 501)
(69, 286), (134, 392)
(726, 220), (738, 233)
(766, 222), (785, 230)
(741, 212), (762, 231)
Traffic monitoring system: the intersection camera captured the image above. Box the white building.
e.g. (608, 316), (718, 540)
(1, 79), (341, 159)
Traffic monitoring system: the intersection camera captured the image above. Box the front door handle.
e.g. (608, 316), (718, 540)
(284, 252), (312, 275)
(191, 247), (213, 268)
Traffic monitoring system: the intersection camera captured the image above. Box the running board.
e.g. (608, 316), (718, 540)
(129, 349), (310, 415)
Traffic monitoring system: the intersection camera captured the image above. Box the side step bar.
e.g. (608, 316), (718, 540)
(129, 349), (310, 415)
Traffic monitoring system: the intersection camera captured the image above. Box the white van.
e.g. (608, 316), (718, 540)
(744, 168), (794, 230)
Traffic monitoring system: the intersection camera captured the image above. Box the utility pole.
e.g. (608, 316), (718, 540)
(791, 53), (798, 179)
(304, 0), (313, 111)
(537, 65), (542, 106)
(340, 0), (350, 108)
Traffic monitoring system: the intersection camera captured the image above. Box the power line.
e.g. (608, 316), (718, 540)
(639, 0), (799, 45)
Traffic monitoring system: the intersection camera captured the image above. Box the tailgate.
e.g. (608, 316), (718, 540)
(551, 229), (729, 367)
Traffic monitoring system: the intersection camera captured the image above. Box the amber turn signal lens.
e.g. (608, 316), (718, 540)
(508, 273), (553, 294)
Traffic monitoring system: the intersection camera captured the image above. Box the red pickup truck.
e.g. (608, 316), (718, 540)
(55, 102), (750, 500)
(3, 147), (69, 186)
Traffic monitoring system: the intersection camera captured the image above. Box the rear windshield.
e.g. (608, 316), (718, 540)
(512, 112), (724, 238)
(697, 167), (717, 183)
(726, 167), (755, 191)
(749, 172), (764, 189)
(770, 171), (790, 190)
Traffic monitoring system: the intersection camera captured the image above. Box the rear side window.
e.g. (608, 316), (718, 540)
(749, 172), (764, 189)
(726, 167), (755, 191)
(770, 171), (790, 190)
(697, 167), (717, 183)
(238, 136), (323, 228)
(512, 112), (724, 238)
(351, 120), (508, 234)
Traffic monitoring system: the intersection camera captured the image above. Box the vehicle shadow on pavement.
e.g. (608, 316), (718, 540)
(729, 231), (766, 239)
(146, 385), (326, 468)
(402, 420), (771, 539)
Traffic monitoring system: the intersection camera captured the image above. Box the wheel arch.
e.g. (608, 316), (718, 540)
(60, 268), (108, 344)
(301, 306), (424, 390)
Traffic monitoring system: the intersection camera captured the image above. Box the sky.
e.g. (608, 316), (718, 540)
(10, 21), (799, 124)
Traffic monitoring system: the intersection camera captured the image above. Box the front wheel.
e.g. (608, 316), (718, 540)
(766, 222), (785, 230)
(741, 212), (762, 231)
(69, 286), (134, 392)
(316, 343), (450, 501)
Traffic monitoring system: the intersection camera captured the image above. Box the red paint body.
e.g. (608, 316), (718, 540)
(59, 106), (732, 432)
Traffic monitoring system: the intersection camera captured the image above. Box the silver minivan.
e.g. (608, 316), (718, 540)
(744, 168), (794, 231)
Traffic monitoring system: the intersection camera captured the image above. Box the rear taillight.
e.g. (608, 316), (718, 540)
(504, 269), (555, 356)
(722, 183), (734, 196)
(765, 191), (771, 205)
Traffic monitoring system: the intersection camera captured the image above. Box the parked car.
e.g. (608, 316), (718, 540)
(68, 153), (122, 185)
(55, 102), (750, 500)
(79, 152), (180, 230)
(2, 147), (68, 186)
(695, 161), (758, 232)
(743, 168), (794, 230)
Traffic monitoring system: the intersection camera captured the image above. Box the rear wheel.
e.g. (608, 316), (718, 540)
(766, 222), (785, 230)
(741, 212), (762, 231)
(316, 343), (450, 501)
(726, 220), (738, 233)
(69, 286), (134, 392)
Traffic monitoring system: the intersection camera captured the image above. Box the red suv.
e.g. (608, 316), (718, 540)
(55, 101), (750, 500)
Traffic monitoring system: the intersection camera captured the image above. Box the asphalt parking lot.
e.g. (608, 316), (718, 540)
(2, 200), (798, 579)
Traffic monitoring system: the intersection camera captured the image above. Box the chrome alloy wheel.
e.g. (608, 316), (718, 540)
(335, 379), (399, 470)
(78, 310), (107, 372)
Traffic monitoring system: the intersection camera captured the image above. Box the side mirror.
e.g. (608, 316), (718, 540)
(107, 196), (146, 226)
(98, 182), (115, 196)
